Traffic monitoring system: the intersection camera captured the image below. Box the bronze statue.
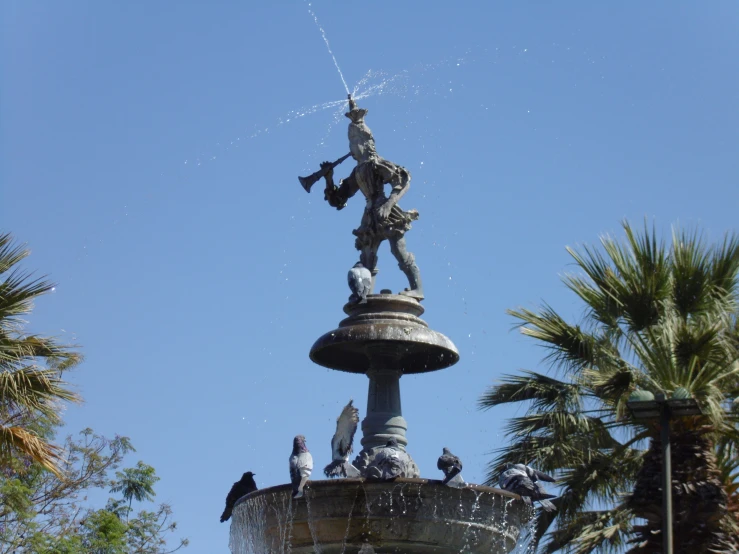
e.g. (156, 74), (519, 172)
(300, 95), (423, 300)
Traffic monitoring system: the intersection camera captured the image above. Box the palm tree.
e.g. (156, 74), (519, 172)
(109, 461), (159, 522)
(479, 222), (739, 553)
(0, 232), (81, 477)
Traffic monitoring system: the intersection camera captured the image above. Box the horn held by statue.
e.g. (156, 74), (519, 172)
(298, 152), (352, 193)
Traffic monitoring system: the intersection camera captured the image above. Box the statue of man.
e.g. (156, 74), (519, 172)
(321, 96), (424, 300)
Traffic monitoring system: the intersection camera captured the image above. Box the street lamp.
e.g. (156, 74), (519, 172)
(627, 388), (702, 554)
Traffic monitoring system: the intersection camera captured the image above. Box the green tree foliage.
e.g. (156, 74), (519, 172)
(111, 461), (159, 522)
(480, 222), (739, 553)
(0, 233), (81, 476)
(0, 429), (188, 553)
(0, 235), (187, 552)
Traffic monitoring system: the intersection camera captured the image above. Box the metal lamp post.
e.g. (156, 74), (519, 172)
(627, 389), (702, 554)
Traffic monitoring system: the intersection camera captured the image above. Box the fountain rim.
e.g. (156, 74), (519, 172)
(233, 477), (522, 510)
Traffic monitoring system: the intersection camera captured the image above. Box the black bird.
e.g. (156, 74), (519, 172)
(498, 464), (556, 512)
(437, 447), (464, 486)
(348, 262), (372, 304)
(290, 435), (313, 498)
(324, 400), (361, 478)
(220, 472), (257, 522)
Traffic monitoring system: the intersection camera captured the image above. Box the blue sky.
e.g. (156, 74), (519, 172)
(2, 1), (738, 551)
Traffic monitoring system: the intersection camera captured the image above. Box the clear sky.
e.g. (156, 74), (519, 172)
(2, 1), (738, 551)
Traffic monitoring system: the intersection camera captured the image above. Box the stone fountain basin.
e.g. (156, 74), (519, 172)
(230, 478), (531, 553)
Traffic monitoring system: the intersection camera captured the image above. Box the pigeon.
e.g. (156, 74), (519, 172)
(348, 262), (372, 304)
(366, 439), (411, 480)
(324, 400), (361, 478)
(437, 447), (465, 487)
(220, 471), (258, 522)
(521, 463), (556, 484)
(289, 435), (313, 498)
(498, 463), (556, 512)
(500, 463), (555, 485)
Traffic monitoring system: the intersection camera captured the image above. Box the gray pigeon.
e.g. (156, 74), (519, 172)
(498, 463), (556, 512)
(366, 439), (411, 480)
(348, 262), (372, 304)
(500, 463), (555, 484)
(324, 400), (361, 478)
(289, 435), (313, 498)
(437, 447), (465, 487)
(220, 471), (257, 522)
(521, 463), (556, 484)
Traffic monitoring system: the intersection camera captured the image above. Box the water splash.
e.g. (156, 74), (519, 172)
(229, 493), (269, 553)
(305, 489), (324, 553)
(182, 56), (464, 173)
(304, 2), (350, 95)
(512, 504), (538, 553)
(339, 487), (359, 554)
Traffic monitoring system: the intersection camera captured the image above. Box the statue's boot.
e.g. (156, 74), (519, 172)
(369, 268), (379, 294)
(399, 262), (424, 300)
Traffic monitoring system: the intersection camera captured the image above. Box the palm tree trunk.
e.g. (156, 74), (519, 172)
(628, 428), (738, 553)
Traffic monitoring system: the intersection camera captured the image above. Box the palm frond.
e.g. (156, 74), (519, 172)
(485, 435), (576, 483)
(485, 420), (624, 485)
(503, 412), (620, 449)
(670, 226), (713, 318)
(478, 371), (584, 412)
(569, 507), (633, 554)
(0, 333), (82, 371)
(716, 446), (739, 502)
(564, 242), (623, 329)
(508, 306), (601, 373)
(708, 232), (739, 301)
(0, 233), (30, 275)
(581, 363), (641, 420)
(606, 221), (670, 333)
(0, 270), (55, 324)
(0, 424), (64, 477)
(0, 366), (81, 421)
(556, 445), (644, 512)
(527, 437), (646, 550)
(542, 510), (614, 554)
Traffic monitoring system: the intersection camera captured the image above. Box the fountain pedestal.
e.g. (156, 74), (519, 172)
(309, 294), (459, 473)
(361, 368), (405, 450)
(230, 294), (533, 553)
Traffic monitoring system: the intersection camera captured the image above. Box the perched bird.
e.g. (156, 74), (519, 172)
(498, 463), (556, 512)
(348, 262), (372, 304)
(324, 400), (361, 478)
(220, 472), (258, 522)
(366, 439), (411, 480)
(289, 435), (313, 498)
(437, 447), (465, 487)
(498, 464), (526, 488)
(500, 463), (555, 485)
(521, 463), (556, 484)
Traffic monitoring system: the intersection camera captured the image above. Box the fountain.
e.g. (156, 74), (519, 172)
(229, 96), (532, 553)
